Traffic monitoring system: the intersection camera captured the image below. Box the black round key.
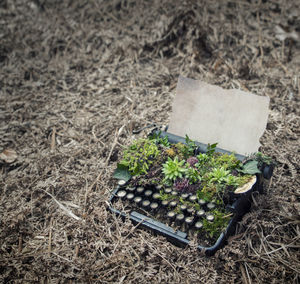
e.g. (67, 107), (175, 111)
(195, 221), (203, 229)
(189, 195), (197, 202)
(150, 202), (159, 211)
(198, 199), (206, 206)
(127, 187), (136, 192)
(133, 196), (142, 205)
(185, 216), (194, 226)
(142, 200), (150, 209)
(207, 202), (215, 210)
(144, 190), (153, 198)
(126, 193), (134, 201)
(161, 200), (169, 207)
(117, 190), (127, 199)
(118, 180), (126, 186)
(152, 193), (161, 201)
(196, 209), (205, 218)
(181, 193), (189, 200)
(176, 213), (185, 223)
(206, 214), (214, 222)
(164, 188), (172, 194)
(187, 207), (194, 215)
(169, 200), (177, 208)
(167, 211), (176, 221)
(136, 186), (144, 194)
(180, 204), (187, 212)
(171, 190), (178, 196)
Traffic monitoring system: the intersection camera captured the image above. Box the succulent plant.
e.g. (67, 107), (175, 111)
(174, 178), (189, 192)
(162, 156), (186, 182)
(186, 156), (198, 167)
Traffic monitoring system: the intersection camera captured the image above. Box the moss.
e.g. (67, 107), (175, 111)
(202, 209), (232, 239)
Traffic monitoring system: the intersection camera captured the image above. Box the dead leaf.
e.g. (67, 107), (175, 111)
(274, 25), (299, 42)
(0, 149), (18, 163)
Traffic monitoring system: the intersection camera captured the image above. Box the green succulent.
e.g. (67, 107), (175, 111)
(207, 167), (230, 184)
(162, 156), (187, 182)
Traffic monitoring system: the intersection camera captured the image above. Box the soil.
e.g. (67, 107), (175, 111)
(0, 0), (299, 283)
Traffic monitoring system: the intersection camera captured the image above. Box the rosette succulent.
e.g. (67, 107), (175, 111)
(162, 156), (186, 182)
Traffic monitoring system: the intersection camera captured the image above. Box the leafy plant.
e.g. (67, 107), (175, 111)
(184, 135), (197, 157)
(239, 160), (261, 175)
(206, 143), (218, 156)
(119, 138), (159, 175)
(149, 131), (170, 147)
(207, 167), (231, 184)
(213, 153), (241, 170)
(113, 163), (131, 181)
(162, 156), (187, 182)
(256, 152), (274, 166)
(196, 153), (209, 164)
(186, 167), (201, 183)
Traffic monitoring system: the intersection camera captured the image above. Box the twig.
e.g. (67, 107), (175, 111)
(48, 218), (52, 256)
(51, 126), (56, 151)
(240, 263), (249, 284)
(18, 235), (22, 253)
(43, 190), (82, 221)
(84, 125), (125, 210)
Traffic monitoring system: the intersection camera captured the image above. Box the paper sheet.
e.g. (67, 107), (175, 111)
(168, 76), (270, 156)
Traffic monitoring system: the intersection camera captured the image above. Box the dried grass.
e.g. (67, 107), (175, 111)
(0, 0), (299, 283)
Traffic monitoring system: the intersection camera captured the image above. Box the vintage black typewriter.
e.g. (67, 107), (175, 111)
(108, 130), (274, 256)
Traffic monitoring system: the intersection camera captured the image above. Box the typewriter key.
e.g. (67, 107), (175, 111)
(156, 185), (163, 191)
(164, 188), (172, 194)
(150, 202), (159, 211)
(118, 180), (126, 186)
(152, 192), (161, 201)
(167, 211), (176, 222)
(207, 202), (215, 210)
(198, 199), (206, 206)
(169, 200), (177, 208)
(126, 193), (134, 201)
(136, 186), (145, 194)
(196, 209), (205, 218)
(185, 216), (195, 227)
(187, 207), (194, 215)
(161, 200), (169, 207)
(116, 190), (127, 199)
(195, 221), (203, 229)
(181, 193), (189, 200)
(171, 190), (178, 196)
(206, 214), (214, 222)
(180, 204), (187, 212)
(189, 195), (197, 202)
(133, 196), (142, 205)
(141, 200), (150, 209)
(175, 213), (185, 223)
(127, 187), (136, 192)
(144, 190), (153, 198)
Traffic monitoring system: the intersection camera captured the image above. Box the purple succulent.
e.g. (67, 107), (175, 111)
(174, 178), (189, 192)
(187, 156), (198, 167)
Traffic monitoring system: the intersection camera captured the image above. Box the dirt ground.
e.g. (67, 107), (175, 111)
(0, 0), (299, 283)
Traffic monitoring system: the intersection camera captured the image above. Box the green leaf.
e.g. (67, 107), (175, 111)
(113, 164), (131, 181)
(239, 160), (261, 175)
